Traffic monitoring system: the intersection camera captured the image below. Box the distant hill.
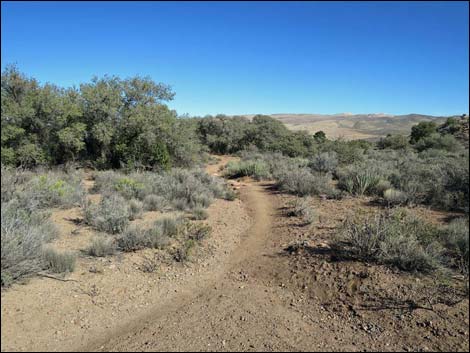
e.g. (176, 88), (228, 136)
(241, 113), (456, 140)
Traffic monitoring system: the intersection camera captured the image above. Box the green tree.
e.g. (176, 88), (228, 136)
(410, 121), (437, 144)
(313, 130), (327, 143)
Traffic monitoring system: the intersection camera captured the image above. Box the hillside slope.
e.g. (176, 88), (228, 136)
(242, 113), (454, 140)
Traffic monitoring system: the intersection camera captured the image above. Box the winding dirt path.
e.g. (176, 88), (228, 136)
(79, 156), (299, 351)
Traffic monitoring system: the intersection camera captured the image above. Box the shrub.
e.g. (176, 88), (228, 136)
(414, 133), (462, 153)
(128, 198), (144, 220)
(18, 172), (85, 209)
(173, 239), (196, 262)
(116, 226), (152, 252)
(185, 222), (212, 241)
(337, 164), (383, 196)
(143, 194), (166, 211)
(85, 236), (116, 257)
(42, 247), (76, 274)
(85, 194), (130, 234)
(276, 168), (336, 197)
(91, 168), (232, 212)
(410, 121), (437, 144)
(289, 198), (316, 225)
(1, 200), (57, 286)
(335, 209), (443, 272)
(440, 218), (469, 274)
(383, 188), (408, 205)
(139, 255), (159, 273)
(114, 177), (145, 199)
(154, 216), (184, 238)
(377, 134), (410, 150)
(309, 151), (338, 174)
(224, 160), (270, 180)
(222, 188), (237, 201)
(191, 207), (209, 220)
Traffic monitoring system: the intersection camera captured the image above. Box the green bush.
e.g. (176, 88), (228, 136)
(224, 160), (270, 180)
(337, 164), (383, 196)
(377, 134), (410, 150)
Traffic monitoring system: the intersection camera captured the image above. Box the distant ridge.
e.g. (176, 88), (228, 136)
(236, 113), (458, 140)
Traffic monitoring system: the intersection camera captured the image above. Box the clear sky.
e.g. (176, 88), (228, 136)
(1, 1), (469, 116)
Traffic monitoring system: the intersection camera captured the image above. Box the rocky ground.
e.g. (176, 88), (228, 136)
(1, 156), (468, 352)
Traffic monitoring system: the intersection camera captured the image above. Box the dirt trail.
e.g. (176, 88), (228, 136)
(81, 156), (297, 351)
(4, 156), (467, 352)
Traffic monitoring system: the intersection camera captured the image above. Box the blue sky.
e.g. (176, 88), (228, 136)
(1, 1), (469, 116)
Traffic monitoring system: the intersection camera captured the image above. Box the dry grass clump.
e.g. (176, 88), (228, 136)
(85, 236), (116, 257)
(288, 197), (316, 225)
(42, 247), (76, 274)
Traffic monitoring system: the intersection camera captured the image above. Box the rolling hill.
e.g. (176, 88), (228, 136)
(242, 113), (454, 140)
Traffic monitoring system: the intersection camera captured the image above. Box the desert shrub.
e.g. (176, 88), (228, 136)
(91, 171), (118, 193)
(222, 188), (237, 201)
(308, 151), (338, 174)
(114, 177), (145, 199)
(440, 218), (469, 274)
(84, 194), (130, 234)
(191, 207), (209, 220)
(377, 134), (410, 150)
(17, 171), (85, 209)
(335, 209), (443, 272)
(383, 188), (408, 205)
(185, 222), (212, 241)
(155, 169), (222, 210)
(410, 121), (438, 144)
(224, 159), (270, 180)
(116, 225), (152, 252)
(388, 152), (469, 212)
(337, 164), (383, 196)
(93, 167), (239, 211)
(320, 139), (366, 165)
(414, 133), (462, 153)
(139, 255), (159, 273)
(143, 194), (166, 211)
(128, 198), (144, 220)
(42, 247), (76, 274)
(276, 168), (336, 197)
(1, 200), (58, 286)
(147, 227), (172, 250)
(173, 239), (196, 262)
(85, 236), (116, 257)
(289, 197), (316, 225)
(154, 216), (184, 238)
(1, 165), (24, 203)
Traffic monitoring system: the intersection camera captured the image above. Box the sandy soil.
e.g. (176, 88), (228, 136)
(1, 156), (468, 352)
